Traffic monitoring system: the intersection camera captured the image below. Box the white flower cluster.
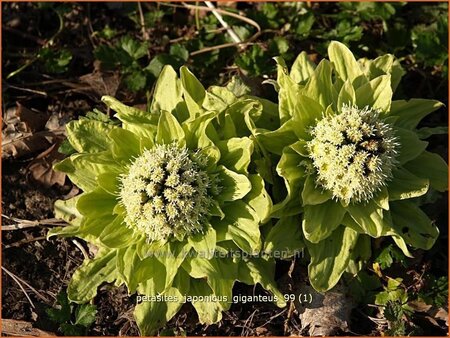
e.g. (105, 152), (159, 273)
(119, 143), (220, 241)
(307, 104), (398, 204)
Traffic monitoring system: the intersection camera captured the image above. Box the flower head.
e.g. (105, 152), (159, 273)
(307, 104), (398, 203)
(120, 143), (220, 241)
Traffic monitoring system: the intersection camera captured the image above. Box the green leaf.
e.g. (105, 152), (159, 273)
(203, 86), (237, 113)
(274, 56), (302, 124)
(99, 214), (138, 248)
(337, 79), (356, 110)
(244, 174), (272, 223)
(180, 66), (206, 117)
(403, 151), (448, 192)
(75, 304), (97, 327)
(54, 196), (82, 225)
(120, 35), (148, 60)
(264, 216), (304, 258)
(77, 188), (117, 218)
(109, 128), (141, 162)
(182, 256), (237, 310)
(96, 172), (119, 196)
(272, 147), (304, 217)
(417, 126), (448, 139)
(182, 112), (220, 167)
(68, 249), (117, 303)
(306, 225), (359, 292)
(116, 244), (142, 293)
(328, 41), (364, 84)
(69, 152), (123, 191)
(346, 234), (371, 275)
(156, 111), (186, 146)
(124, 71), (147, 92)
(291, 94), (324, 140)
(189, 278), (223, 324)
(347, 199), (385, 237)
(215, 201), (261, 254)
(188, 224), (216, 259)
(390, 200), (439, 250)
(135, 270), (189, 335)
(154, 241), (192, 292)
(216, 137), (253, 174)
(150, 65), (183, 115)
(302, 175), (332, 205)
(368, 54), (405, 91)
(355, 75), (392, 112)
(256, 119), (298, 155)
(237, 256), (286, 307)
(374, 186), (389, 210)
(216, 165), (251, 202)
(303, 200), (347, 243)
(129, 253), (166, 294)
(391, 235), (413, 258)
(388, 167), (429, 200)
(395, 127), (428, 164)
(46, 291), (71, 324)
(304, 59), (335, 109)
(389, 99), (444, 129)
(169, 43), (189, 61)
(290, 51), (315, 84)
(66, 120), (116, 153)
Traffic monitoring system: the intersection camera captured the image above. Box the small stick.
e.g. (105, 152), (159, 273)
(1, 215), (68, 231)
(204, 1), (241, 44)
(137, 2), (150, 43)
(2, 266), (35, 308)
(4, 236), (46, 249)
(2, 266), (52, 303)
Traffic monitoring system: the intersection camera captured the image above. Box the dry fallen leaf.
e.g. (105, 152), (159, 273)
(80, 71), (120, 97)
(2, 103), (65, 159)
(296, 283), (353, 336)
(28, 143), (66, 187)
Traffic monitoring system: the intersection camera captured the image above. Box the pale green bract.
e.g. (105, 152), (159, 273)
(257, 41), (448, 292)
(48, 65), (286, 335)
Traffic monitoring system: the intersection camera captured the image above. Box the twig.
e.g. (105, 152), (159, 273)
(204, 1), (241, 44)
(177, 2), (261, 32)
(240, 309), (257, 336)
(2, 267), (35, 308)
(3, 266), (52, 303)
(137, 2), (150, 43)
(260, 308), (288, 329)
(4, 236), (47, 249)
(3, 83), (47, 97)
(86, 4), (97, 49)
(1, 215), (68, 231)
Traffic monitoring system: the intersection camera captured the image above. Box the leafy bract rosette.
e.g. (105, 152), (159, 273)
(48, 65), (285, 335)
(257, 41), (448, 292)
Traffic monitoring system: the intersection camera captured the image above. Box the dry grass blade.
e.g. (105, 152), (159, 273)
(1, 215), (68, 230)
(2, 266), (52, 304)
(2, 266), (36, 308)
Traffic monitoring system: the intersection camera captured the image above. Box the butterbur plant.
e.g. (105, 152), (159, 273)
(258, 41), (448, 292)
(49, 39), (447, 334)
(48, 66), (285, 335)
